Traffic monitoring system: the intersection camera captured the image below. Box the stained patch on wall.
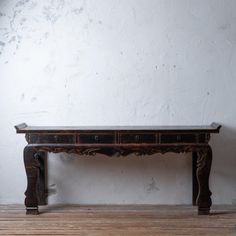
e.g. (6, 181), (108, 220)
(72, 7), (84, 15)
(20, 93), (25, 101)
(8, 36), (16, 43)
(146, 177), (160, 193)
(218, 23), (231, 31)
(31, 97), (37, 102)
(15, 0), (30, 8)
(0, 41), (6, 47)
(48, 183), (57, 196)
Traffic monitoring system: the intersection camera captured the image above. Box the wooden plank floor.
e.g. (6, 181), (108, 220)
(0, 205), (235, 236)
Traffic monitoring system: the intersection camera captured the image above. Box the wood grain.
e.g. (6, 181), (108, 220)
(0, 205), (235, 236)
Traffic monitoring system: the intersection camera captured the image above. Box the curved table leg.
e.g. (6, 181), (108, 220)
(196, 145), (212, 215)
(24, 146), (40, 215)
(35, 151), (48, 206)
(192, 152), (198, 206)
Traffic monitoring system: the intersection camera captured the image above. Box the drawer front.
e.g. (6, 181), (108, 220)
(79, 134), (115, 144)
(198, 133), (206, 143)
(160, 134), (196, 143)
(120, 133), (156, 144)
(29, 134), (75, 144)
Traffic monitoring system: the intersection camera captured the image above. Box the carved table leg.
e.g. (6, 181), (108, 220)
(35, 151), (48, 205)
(24, 146), (40, 215)
(196, 146), (212, 215)
(192, 152), (198, 206)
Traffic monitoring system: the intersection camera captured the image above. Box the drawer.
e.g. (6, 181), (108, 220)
(198, 133), (207, 143)
(160, 134), (196, 143)
(29, 134), (75, 144)
(79, 134), (115, 144)
(120, 133), (156, 144)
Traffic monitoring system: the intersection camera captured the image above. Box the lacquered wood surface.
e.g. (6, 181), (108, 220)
(15, 122), (221, 215)
(15, 122), (221, 133)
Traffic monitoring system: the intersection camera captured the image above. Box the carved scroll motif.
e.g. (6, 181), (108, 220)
(30, 145), (209, 157)
(196, 145), (212, 214)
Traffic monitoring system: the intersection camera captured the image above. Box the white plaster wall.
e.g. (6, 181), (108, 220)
(0, 0), (236, 204)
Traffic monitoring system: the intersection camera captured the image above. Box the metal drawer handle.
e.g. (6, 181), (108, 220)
(94, 135), (99, 141)
(135, 135), (140, 142)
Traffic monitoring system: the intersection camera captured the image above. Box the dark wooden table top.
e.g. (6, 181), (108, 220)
(15, 123), (221, 133)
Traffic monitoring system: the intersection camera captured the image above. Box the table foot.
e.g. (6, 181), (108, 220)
(198, 207), (210, 215)
(26, 207), (39, 215)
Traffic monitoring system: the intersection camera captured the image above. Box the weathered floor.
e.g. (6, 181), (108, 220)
(0, 205), (235, 235)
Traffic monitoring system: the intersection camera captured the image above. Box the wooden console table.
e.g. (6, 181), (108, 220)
(15, 123), (221, 215)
